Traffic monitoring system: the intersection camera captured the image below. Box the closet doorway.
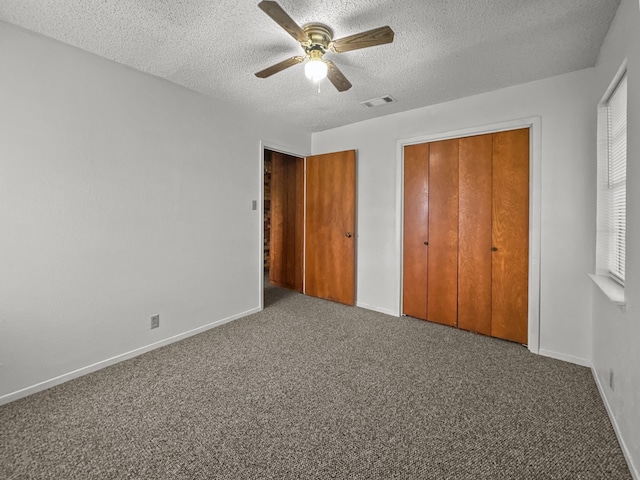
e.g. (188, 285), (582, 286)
(264, 150), (304, 292)
(263, 148), (357, 305)
(402, 128), (529, 344)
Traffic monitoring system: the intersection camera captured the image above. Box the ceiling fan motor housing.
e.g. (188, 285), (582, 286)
(302, 23), (333, 53)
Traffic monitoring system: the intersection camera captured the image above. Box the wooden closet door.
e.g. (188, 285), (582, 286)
(403, 143), (429, 320)
(427, 139), (459, 327)
(269, 152), (284, 286)
(269, 152), (304, 292)
(492, 128), (529, 344)
(458, 134), (493, 335)
(305, 150), (356, 305)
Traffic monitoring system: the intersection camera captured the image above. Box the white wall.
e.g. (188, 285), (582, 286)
(0, 22), (311, 402)
(591, 0), (640, 476)
(312, 67), (596, 365)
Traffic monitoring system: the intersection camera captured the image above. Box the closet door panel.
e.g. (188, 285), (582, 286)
(427, 139), (459, 327)
(269, 152), (304, 292)
(458, 134), (493, 335)
(403, 144), (429, 320)
(269, 152), (285, 287)
(289, 156), (304, 292)
(492, 128), (529, 344)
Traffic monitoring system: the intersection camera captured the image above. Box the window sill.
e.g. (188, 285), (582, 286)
(588, 274), (626, 309)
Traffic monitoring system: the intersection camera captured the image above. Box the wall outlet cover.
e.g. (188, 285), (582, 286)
(151, 314), (160, 329)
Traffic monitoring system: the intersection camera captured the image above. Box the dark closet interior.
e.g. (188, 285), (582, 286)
(264, 149), (304, 292)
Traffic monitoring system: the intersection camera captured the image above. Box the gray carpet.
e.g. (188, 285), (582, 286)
(0, 283), (631, 479)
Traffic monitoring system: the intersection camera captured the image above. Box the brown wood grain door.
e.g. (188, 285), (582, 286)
(305, 150), (356, 305)
(458, 134), (493, 335)
(403, 143), (429, 320)
(427, 139), (459, 327)
(269, 151), (304, 292)
(491, 128), (529, 344)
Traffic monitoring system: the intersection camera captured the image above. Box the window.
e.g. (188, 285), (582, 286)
(596, 71), (627, 287)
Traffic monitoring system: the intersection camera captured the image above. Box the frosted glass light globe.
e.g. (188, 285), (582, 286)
(305, 60), (328, 82)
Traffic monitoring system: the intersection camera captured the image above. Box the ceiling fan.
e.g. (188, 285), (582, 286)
(255, 1), (394, 92)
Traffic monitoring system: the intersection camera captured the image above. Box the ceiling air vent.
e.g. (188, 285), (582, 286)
(360, 95), (397, 108)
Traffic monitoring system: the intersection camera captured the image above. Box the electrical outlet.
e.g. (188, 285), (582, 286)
(150, 314), (160, 329)
(252, 200), (257, 210)
(609, 369), (615, 391)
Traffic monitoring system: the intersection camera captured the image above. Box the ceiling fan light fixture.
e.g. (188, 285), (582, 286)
(304, 59), (328, 82)
(256, 1), (394, 92)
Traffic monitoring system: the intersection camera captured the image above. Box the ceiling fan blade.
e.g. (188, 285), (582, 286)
(255, 56), (306, 78)
(258, 1), (309, 44)
(330, 26), (394, 53)
(326, 61), (352, 92)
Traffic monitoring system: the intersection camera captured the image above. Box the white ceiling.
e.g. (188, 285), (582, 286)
(0, 0), (620, 132)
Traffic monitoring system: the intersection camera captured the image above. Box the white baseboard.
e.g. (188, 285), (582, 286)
(0, 306), (261, 406)
(538, 348), (591, 367)
(592, 368), (639, 479)
(356, 302), (398, 317)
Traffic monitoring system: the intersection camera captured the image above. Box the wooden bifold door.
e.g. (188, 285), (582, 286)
(402, 128), (529, 344)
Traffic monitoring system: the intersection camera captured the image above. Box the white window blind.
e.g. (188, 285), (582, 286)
(604, 73), (627, 284)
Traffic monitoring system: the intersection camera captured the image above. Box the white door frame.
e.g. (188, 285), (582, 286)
(258, 141), (309, 311)
(396, 117), (542, 354)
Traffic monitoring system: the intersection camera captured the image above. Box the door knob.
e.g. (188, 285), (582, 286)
(423, 241), (429, 245)
(491, 246), (498, 251)
(345, 232), (352, 238)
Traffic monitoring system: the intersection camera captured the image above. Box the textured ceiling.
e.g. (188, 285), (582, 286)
(0, 0), (621, 132)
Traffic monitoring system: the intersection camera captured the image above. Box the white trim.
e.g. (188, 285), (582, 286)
(599, 60), (628, 105)
(592, 368), (640, 479)
(588, 274), (626, 308)
(529, 117), (542, 355)
(394, 137), (404, 317)
(0, 307), (261, 406)
(396, 117), (542, 355)
(258, 141), (310, 311)
(356, 302), (396, 316)
(538, 349), (591, 368)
